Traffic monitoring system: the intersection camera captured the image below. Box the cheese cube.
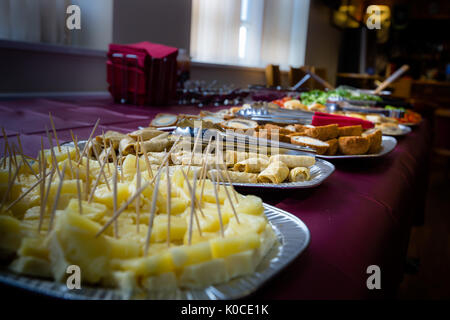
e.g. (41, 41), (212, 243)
(210, 233), (260, 259)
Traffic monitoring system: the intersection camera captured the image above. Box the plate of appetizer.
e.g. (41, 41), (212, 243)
(0, 119), (310, 300)
(88, 125), (335, 189)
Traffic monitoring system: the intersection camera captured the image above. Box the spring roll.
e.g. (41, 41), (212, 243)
(233, 157), (269, 173)
(141, 138), (170, 153)
(95, 130), (126, 149)
(181, 153), (227, 169)
(208, 169), (258, 183)
(288, 167), (311, 182)
(118, 136), (136, 156)
(225, 150), (269, 166)
(128, 128), (166, 141)
(257, 161), (289, 184)
(269, 154), (315, 169)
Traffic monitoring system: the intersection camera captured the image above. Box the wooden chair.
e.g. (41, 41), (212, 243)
(265, 64), (281, 87)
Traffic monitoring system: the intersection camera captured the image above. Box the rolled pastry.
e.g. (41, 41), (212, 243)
(95, 130), (126, 149)
(180, 153), (227, 169)
(233, 157), (269, 173)
(288, 167), (311, 182)
(118, 136), (136, 156)
(142, 138), (170, 153)
(225, 150), (269, 166)
(128, 128), (166, 141)
(208, 169), (258, 183)
(269, 154), (315, 169)
(257, 161), (289, 184)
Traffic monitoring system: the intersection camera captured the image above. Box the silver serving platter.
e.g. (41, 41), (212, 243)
(218, 158), (335, 189)
(379, 124), (411, 136)
(317, 136), (397, 159)
(0, 204), (310, 300)
(65, 140), (334, 190)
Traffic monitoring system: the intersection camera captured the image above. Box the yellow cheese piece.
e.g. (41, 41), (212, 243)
(0, 215), (24, 257)
(65, 199), (107, 222)
(102, 271), (139, 297)
(17, 237), (49, 260)
(9, 256), (52, 278)
(235, 195), (265, 216)
(110, 251), (174, 276)
(225, 213), (267, 237)
(93, 183), (130, 208)
(152, 215), (187, 242)
(170, 242), (212, 269)
(142, 272), (178, 292)
(210, 233), (260, 259)
(49, 211), (111, 283)
(179, 258), (229, 289)
(224, 250), (257, 278)
(183, 230), (218, 245)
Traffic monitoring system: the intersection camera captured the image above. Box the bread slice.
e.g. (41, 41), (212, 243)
(255, 130), (291, 143)
(325, 138), (338, 155)
(290, 136), (329, 155)
(362, 128), (382, 154)
(338, 125), (363, 137)
(303, 124), (339, 141)
(338, 136), (370, 155)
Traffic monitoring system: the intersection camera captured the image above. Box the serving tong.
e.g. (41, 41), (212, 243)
(171, 126), (316, 155)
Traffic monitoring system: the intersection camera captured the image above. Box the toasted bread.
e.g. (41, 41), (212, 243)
(362, 128), (382, 154)
(290, 136), (329, 155)
(338, 125), (363, 137)
(338, 136), (370, 155)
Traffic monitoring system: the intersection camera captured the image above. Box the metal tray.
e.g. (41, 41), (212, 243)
(0, 204), (310, 300)
(380, 124), (411, 136)
(218, 158), (335, 189)
(317, 136), (397, 159)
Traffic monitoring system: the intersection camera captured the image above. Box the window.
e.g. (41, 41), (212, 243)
(0, 0), (112, 51)
(190, 0), (310, 70)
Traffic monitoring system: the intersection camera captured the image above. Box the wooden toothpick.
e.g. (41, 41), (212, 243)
(0, 163), (21, 212)
(215, 164), (239, 224)
(75, 166), (83, 215)
(187, 170), (197, 245)
(48, 164), (66, 231)
(199, 138), (213, 203)
(187, 129), (202, 175)
(2, 127), (10, 169)
(91, 143), (111, 191)
(88, 148), (111, 203)
(135, 151), (141, 233)
(211, 164), (224, 237)
(102, 130), (111, 176)
(5, 171), (51, 211)
(48, 113), (61, 152)
(144, 171), (162, 256)
(39, 167), (55, 232)
(45, 126), (62, 179)
(113, 164), (118, 238)
(139, 136), (154, 180)
(95, 181), (151, 238)
(77, 118), (100, 165)
(85, 154), (90, 200)
(180, 168), (205, 218)
(165, 161), (171, 247)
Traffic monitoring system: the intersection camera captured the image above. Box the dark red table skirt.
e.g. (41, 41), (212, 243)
(0, 97), (431, 299)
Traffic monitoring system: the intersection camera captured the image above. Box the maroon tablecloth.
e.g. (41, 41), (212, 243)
(0, 97), (431, 299)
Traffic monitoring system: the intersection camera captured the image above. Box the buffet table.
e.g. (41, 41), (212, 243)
(0, 97), (431, 299)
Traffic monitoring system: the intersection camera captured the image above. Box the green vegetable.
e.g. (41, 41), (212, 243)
(299, 89), (382, 105)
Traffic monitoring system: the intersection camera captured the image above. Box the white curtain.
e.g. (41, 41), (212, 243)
(0, 0), (112, 50)
(190, 0), (311, 69)
(0, 0), (68, 44)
